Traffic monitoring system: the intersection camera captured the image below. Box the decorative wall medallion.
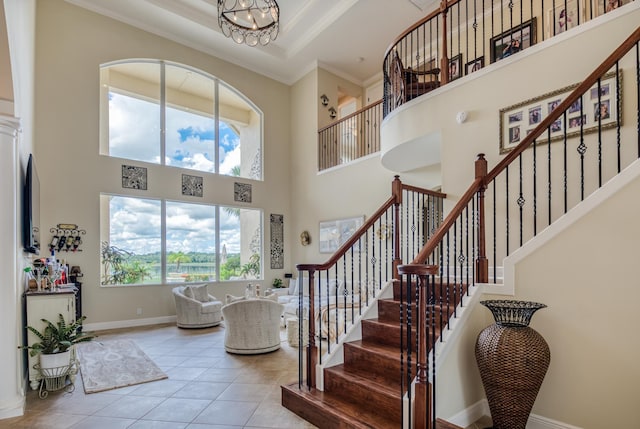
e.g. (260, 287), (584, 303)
(122, 165), (147, 190)
(182, 174), (203, 197)
(234, 182), (252, 203)
(270, 214), (284, 269)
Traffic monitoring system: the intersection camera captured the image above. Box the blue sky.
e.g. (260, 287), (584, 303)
(106, 92), (253, 256)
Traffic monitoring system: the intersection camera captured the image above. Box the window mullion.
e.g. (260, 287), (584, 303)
(215, 205), (220, 282)
(215, 79), (219, 175)
(161, 200), (167, 284)
(160, 62), (166, 165)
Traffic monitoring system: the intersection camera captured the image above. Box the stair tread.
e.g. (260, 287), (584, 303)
(325, 364), (401, 394)
(282, 383), (399, 428)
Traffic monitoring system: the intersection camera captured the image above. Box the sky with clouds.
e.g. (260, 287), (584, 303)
(106, 92), (255, 256)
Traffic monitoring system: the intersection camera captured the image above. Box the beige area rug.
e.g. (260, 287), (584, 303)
(76, 339), (168, 394)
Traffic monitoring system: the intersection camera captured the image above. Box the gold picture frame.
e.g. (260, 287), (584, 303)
(499, 70), (622, 154)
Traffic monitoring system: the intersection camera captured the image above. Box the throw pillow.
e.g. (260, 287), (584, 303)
(225, 294), (246, 305)
(190, 284), (210, 302)
(183, 286), (194, 299)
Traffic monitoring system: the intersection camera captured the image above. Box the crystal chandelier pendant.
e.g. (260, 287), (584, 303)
(217, 0), (279, 47)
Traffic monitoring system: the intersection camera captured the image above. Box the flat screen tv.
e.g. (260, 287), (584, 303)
(23, 154), (40, 254)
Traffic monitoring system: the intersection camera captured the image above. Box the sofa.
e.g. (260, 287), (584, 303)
(172, 284), (223, 328)
(221, 298), (284, 354)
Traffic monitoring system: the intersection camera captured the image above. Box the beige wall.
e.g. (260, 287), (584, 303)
(34, 0), (291, 325)
(510, 170), (640, 427)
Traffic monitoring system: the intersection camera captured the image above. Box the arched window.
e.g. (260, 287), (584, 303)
(99, 60), (263, 286)
(99, 60), (262, 180)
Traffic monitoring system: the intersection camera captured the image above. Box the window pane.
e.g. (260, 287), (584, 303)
(220, 206), (262, 280)
(102, 62), (161, 163)
(166, 201), (216, 282)
(165, 65), (215, 172)
(219, 83), (262, 180)
(101, 195), (161, 285)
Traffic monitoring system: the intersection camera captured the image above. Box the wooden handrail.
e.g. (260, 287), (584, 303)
(411, 25), (640, 265)
(317, 99), (383, 134)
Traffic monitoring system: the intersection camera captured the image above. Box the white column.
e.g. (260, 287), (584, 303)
(0, 115), (23, 419)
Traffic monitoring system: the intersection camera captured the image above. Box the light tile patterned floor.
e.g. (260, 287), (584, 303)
(2, 323), (317, 429)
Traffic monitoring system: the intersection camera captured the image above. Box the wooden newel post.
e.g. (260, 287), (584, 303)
(475, 154), (489, 283)
(398, 264), (438, 429)
(295, 268), (318, 390)
(392, 175), (403, 280)
(440, 0), (449, 85)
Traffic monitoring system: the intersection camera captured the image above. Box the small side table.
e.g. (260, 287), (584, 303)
(286, 317), (309, 347)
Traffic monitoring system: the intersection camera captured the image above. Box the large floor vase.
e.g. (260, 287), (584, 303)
(475, 300), (550, 429)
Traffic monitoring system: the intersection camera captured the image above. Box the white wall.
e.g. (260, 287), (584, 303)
(0, 0), (35, 419)
(34, 0), (291, 326)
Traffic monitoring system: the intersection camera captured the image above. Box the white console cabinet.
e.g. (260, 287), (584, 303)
(25, 289), (77, 390)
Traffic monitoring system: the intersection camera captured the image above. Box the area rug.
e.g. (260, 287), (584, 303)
(76, 339), (168, 394)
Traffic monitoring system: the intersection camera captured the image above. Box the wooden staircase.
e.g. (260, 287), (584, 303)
(281, 280), (466, 428)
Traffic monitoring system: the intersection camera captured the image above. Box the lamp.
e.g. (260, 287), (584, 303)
(218, 0), (279, 47)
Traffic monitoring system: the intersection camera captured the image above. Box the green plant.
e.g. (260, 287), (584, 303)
(240, 254), (260, 279)
(272, 278), (283, 288)
(23, 314), (95, 357)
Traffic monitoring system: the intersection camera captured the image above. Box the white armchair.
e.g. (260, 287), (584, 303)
(221, 298), (284, 354)
(173, 285), (223, 329)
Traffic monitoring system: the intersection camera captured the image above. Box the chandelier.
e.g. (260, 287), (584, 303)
(217, 0), (280, 47)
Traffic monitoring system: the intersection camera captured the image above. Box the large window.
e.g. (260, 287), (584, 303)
(100, 60), (263, 180)
(100, 195), (262, 286)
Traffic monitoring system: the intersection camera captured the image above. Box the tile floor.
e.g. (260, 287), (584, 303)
(2, 323), (317, 429)
(2, 323), (490, 429)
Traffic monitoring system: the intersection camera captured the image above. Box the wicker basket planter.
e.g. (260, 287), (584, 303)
(475, 300), (550, 429)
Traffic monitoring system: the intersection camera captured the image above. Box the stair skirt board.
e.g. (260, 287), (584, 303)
(445, 399), (584, 429)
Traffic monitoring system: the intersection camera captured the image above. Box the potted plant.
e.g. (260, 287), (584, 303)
(24, 314), (95, 370)
(272, 278), (284, 288)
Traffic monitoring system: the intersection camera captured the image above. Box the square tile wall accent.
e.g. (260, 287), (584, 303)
(234, 182), (252, 203)
(182, 174), (203, 197)
(122, 165), (148, 190)
(270, 214), (284, 269)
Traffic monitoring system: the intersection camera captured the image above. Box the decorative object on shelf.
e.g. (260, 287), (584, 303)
(121, 165), (148, 190)
(217, 0), (279, 47)
(49, 224), (86, 253)
(490, 18), (537, 63)
(234, 182), (252, 202)
(475, 300), (550, 429)
(328, 106), (337, 120)
(499, 70), (621, 154)
(300, 230), (310, 246)
(182, 174), (203, 197)
(465, 56), (484, 75)
(320, 94), (329, 106)
(448, 53), (463, 81)
(270, 214), (284, 269)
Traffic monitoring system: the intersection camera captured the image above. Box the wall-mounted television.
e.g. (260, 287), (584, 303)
(23, 154), (40, 254)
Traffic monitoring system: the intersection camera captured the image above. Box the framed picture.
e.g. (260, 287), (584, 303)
(547, 0), (582, 37)
(319, 216), (365, 254)
(593, 0), (631, 17)
(490, 18), (537, 63)
(499, 70), (622, 153)
(465, 56), (484, 75)
(449, 54), (463, 81)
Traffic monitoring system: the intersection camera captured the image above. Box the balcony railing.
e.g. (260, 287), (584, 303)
(318, 100), (382, 171)
(383, 0), (636, 117)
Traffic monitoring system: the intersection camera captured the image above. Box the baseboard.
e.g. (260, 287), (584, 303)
(444, 399), (584, 429)
(0, 398), (25, 420)
(84, 315), (177, 332)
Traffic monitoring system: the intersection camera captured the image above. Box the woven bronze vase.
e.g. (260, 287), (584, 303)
(475, 300), (550, 429)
